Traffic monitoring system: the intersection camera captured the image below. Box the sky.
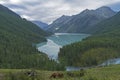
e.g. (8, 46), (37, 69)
(0, 0), (120, 24)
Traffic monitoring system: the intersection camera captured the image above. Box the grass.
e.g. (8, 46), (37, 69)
(0, 64), (120, 80)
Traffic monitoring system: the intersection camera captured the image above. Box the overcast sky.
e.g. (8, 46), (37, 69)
(0, 0), (120, 24)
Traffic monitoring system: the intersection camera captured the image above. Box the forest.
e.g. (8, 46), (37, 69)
(0, 5), (64, 70)
(58, 11), (120, 67)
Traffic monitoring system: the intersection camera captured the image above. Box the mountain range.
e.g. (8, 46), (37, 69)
(48, 6), (116, 33)
(0, 3), (120, 70)
(32, 21), (49, 30)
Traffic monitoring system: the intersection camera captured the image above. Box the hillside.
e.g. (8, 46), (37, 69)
(58, 11), (120, 67)
(0, 4), (48, 43)
(48, 6), (116, 33)
(86, 11), (120, 34)
(0, 4), (64, 70)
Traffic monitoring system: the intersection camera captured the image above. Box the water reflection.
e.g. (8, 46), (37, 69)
(37, 33), (90, 60)
(101, 58), (120, 66)
(38, 39), (62, 60)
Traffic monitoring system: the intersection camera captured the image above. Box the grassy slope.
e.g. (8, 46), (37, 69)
(0, 64), (120, 80)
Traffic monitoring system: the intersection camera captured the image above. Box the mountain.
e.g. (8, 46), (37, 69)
(47, 15), (72, 32)
(86, 11), (120, 34)
(58, 11), (120, 67)
(48, 6), (116, 33)
(32, 21), (49, 30)
(0, 4), (20, 17)
(0, 4), (48, 43)
(0, 4), (64, 70)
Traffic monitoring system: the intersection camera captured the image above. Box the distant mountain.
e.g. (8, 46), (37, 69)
(47, 15), (72, 32)
(48, 6), (116, 33)
(32, 21), (49, 30)
(86, 11), (120, 34)
(0, 4), (62, 70)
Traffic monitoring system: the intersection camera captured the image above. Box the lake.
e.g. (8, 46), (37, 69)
(37, 33), (120, 71)
(37, 33), (90, 60)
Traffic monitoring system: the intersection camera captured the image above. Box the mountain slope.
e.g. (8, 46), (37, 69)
(0, 4), (64, 70)
(0, 4), (48, 43)
(0, 4), (20, 17)
(87, 11), (120, 34)
(58, 11), (120, 67)
(47, 15), (72, 32)
(32, 21), (49, 30)
(48, 6), (116, 33)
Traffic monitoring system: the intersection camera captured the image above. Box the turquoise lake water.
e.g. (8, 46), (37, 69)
(37, 33), (90, 60)
(37, 33), (120, 71)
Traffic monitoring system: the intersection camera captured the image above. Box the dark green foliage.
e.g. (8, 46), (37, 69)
(0, 11), (47, 43)
(59, 36), (120, 67)
(58, 11), (120, 67)
(0, 4), (64, 70)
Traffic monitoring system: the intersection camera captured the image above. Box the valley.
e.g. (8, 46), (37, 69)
(0, 1), (120, 80)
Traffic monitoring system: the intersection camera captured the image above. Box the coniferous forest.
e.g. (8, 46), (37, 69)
(0, 2), (120, 80)
(58, 11), (120, 67)
(0, 4), (64, 70)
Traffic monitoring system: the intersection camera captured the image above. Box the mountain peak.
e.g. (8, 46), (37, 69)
(95, 6), (116, 18)
(61, 15), (66, 17)
(99, 6), (110, 9)
(48, 6), (116, 33)
(60, 15), (70, 18)
(80, 9), (90, 14)
(84, 9), (90, 11)
(52, 15), (70, 24)
(96, 6), (114, 12)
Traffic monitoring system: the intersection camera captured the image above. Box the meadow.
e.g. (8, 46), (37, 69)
(0, 64), (120, 80)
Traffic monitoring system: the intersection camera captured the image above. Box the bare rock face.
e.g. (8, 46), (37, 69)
(48, 6), (116, 33)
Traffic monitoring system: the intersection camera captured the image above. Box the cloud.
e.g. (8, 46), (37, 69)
(0, 0), (120, 24)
